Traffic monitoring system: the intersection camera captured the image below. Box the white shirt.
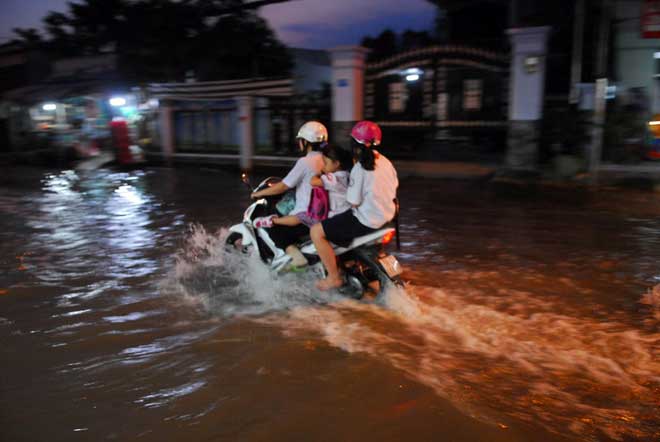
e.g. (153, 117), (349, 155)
(321, 170), (351, 218)
(346, 151), (399, 228)
(282, 151), (324, 215)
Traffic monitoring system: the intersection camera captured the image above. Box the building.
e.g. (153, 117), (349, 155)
(1, 52), (135, 157)
(613, 0), (659, 111)
(0, 42), (50, 152)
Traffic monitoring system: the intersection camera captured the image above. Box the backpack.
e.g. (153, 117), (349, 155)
(276, 190), (296, 215)
(306, 187), (330, 222)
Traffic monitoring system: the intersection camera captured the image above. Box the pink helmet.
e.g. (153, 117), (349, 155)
(350, 121), (382, 147)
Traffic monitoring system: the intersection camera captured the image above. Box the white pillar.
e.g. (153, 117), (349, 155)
(506, 26), (551, 171)
(237, 96), (254, 171)
(330, 46), (369, 145)
(159, 103), (174, 161)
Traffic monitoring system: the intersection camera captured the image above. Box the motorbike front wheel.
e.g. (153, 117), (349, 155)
(225, 232), (244, 252)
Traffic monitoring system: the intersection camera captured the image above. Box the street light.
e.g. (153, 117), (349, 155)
(403, 68), (422, 82)
(42, 103), (57, 111)
(109, 97), (127, 107)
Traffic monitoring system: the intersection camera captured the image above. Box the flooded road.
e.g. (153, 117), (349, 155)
(1, 166), (658, 442)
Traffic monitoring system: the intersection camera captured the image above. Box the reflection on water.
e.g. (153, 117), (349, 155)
(1, 167), (659, 442)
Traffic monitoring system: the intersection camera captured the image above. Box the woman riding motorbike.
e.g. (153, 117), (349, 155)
(250, 121), (327, 267)
(310, 121), (399, 291)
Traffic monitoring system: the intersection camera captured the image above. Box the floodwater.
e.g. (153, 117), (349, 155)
(1, 166), (658, 442)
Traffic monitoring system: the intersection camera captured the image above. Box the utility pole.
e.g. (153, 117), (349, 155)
(509, 0), (518, 27)
(590, 0), (611, 186)
(569, 0), (585, 104)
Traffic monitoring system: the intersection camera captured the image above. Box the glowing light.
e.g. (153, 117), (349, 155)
(119, 105), (137, 118)
(109, 97), (127, 107)
(406, 74), (420, 82)
(655, 52), (660, 59)
(649, 121), (660, 126)
(382, 230), (396, 245)
(42, 103), (57, 111)
(115, 184), (145, 205)
(403, 67), (423, 75)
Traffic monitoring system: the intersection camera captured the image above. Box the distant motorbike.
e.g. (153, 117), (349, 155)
(225, 174), (404, 299)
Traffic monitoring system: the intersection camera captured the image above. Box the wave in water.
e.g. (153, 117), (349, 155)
(165, 224), (660, 441)
(162, 224), (342, 316)
(268, 285), (660, 441)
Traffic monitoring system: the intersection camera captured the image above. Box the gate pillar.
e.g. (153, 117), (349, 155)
(330, 46), (369, 147)
(237, 96), (254, 171)
(159, 102), (175, 163)
(505, 26), (551, 172)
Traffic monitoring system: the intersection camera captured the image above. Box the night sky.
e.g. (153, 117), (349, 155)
(0, 0), (436, 49)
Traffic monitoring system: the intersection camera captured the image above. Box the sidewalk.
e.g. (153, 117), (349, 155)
(597, 162), (660, 177)
(146, 152), (498, 180)
(145, 151), (660, 188)
(394, 160), (496, 179)
(75, 151), (115, 171)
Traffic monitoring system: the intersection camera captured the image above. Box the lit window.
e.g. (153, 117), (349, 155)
(463, 79), (483, 111)
(389, 82), (407, 113)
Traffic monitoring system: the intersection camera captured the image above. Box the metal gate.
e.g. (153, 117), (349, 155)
(364, 45), (509, 161)
(255, 96), (331, 155)
(174, 102), (239, 153)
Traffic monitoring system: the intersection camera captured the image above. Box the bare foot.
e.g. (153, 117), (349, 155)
(316, 276), (343, 291)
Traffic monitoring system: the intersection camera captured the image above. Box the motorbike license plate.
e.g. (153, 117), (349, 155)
(379, 254), (402, 278)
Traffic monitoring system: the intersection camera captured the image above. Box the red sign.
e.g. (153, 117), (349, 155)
(642, 0), (660, 38)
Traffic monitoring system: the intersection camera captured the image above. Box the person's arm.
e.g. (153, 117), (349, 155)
(252, 158), (303, 199)
(251, 181), (289, 199)
(319, 172), (340, 191)
(346, 167), (363, 207)
(310, 175), (323, 187)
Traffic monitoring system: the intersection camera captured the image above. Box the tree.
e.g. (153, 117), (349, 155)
(10, 28), (43, 48)
(361, 29), (398, 62)
(400, 30), (434, 52)
(360, 28), (435, 62)
(425, 0), (508, 48)
(12, 0), (292, 82)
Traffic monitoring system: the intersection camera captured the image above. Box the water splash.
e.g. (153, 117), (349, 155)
(268, 284), (660, 441)
(640, 284), (660, 324)
(164, 225), (660, 440)
(163, 224), (338, 317)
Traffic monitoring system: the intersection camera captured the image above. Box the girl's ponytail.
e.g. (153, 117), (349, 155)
(358, 146), (375, 171)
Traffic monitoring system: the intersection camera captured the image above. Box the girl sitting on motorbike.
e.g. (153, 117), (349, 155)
(253, 143), (353, 229)
(310, 121), (399, 291)
(250, 121), (326, 268)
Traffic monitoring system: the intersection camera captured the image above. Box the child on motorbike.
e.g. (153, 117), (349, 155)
(249, 121), (326, 267)
(310, 121), (399, 291)
(253, 144), (353, 229)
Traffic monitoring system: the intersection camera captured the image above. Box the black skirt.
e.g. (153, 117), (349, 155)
(320, 210), (376, 248)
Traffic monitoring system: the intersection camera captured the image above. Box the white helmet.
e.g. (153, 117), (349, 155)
(296, 121), (328, 143)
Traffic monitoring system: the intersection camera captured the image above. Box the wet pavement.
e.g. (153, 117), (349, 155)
(1, 166), (659, 442)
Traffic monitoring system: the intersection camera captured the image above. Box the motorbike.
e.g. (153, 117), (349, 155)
(225, 174), (404, 299)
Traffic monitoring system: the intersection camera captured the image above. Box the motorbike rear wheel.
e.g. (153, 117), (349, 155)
(346, 248), (403, 299)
